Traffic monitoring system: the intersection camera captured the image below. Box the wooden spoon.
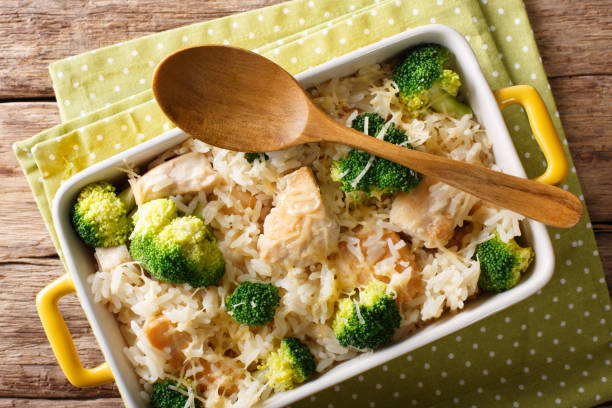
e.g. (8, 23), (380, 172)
(152, 45), (582, 228)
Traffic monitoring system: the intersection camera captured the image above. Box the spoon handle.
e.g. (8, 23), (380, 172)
(316, 116), (582, 228)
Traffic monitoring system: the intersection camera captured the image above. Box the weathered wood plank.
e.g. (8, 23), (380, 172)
(0, 0), (284, 98)
(0, 259), (119, 398)
(0, 398), (122, 407)
(524, 0), (612, 77)
(0, 0), (609, 98)
(550, 75), (612, 222)
(0, 103), (60, 260)
(595, 224), (612, 290)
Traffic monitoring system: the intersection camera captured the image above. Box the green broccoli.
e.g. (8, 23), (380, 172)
(473, 234), (534, 292)
(393, 44), (472, 117)
(244, 152), (269, 163)
(332, 280), (400, 350)
(331, 113), (422, 196)
(350, 111), (386, 136)
(72, 181), (132, 247)
(150, 379), (202, 408)
(257, 337), (316, 391)
(226, 281), (280, 326)
(129, 199), (225, 287)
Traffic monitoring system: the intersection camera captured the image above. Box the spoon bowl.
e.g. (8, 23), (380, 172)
(153, 45), (314, 152)
(153, 45), (582, 228)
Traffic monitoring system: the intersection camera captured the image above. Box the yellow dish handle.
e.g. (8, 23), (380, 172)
(36, 273), (114, 387)
(493, 85), (569, 186)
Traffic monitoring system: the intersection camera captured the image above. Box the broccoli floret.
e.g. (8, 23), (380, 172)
(226, 281), (280, 326)
(130, 199), (225, 287)
(350, 112), (386, 136)
(331, 113), (422, 196)
(258, 337), (316, 391)
(473, 234), (534, 292)
(72, 181), (132, 247)
(332, 280), (400, 350)
(244, 152), (269, 163)
(393, 44), (472, 118)
(150, 379), (202, 408)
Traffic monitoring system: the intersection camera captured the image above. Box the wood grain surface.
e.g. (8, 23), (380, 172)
(0, 0), (610, 407)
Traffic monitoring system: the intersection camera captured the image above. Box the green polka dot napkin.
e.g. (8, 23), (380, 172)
(13, 0), (612, 406)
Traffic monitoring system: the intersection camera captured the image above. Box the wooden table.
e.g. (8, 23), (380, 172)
(0, 1), (609, 406)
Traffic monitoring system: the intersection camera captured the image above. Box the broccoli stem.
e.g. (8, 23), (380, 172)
(430, 94), (472, 117)
(118, 186), (136, 213)
(428, 83), (472, 117)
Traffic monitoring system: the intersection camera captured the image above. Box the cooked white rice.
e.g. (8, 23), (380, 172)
(88, 62), (524, 407)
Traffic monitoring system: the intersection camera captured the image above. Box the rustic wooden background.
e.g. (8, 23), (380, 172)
(0, 0), (610, 406)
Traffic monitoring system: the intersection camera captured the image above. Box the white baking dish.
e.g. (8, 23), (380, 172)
(41, 25), (566, 408)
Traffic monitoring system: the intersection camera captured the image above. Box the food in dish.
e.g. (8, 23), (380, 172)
(73, 44), (534, 407)
(72, 181), (132, 248)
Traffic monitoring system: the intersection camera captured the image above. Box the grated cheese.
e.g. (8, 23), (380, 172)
(350, 154), (375, 189)
(345, 110), (359, 126)
(375, 120), (392, 141)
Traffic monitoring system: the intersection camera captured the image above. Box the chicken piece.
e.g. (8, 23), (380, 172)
(144, 317), (191, 370)
(335, 227), (420, 304)
(260, 167), (339, 268)
(94, 244), (131, 272)
(390, 177), (458, 248)
(130, 152), (220, 205)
